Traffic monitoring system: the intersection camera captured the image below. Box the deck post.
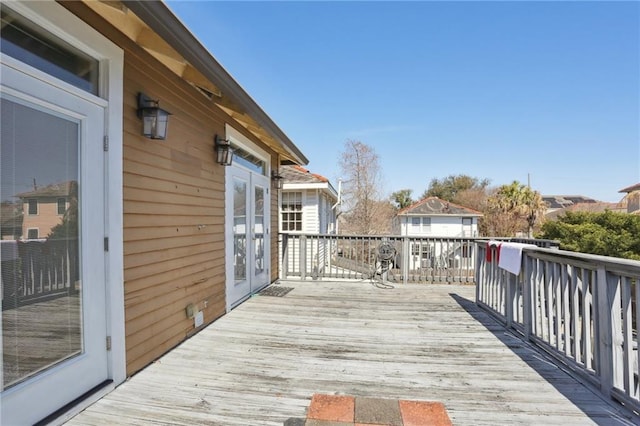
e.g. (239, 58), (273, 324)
(475, 242), (481, 303)
(402, 237), (410, 284)
(596, 264), (620, 398)
(505, 269), (514, 328)
(522, 254), (533, 341)
(300, 235), (307, 280)
(281, 233), (288, 279)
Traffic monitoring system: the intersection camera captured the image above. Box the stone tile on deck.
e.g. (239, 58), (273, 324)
(354, 397), (402, 426)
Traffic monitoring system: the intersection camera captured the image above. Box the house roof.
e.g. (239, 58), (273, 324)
(542, 195), (598, 209)
(619, 183), (640, 193)
(281, 165), (329, 184)
(544, 201), (625, 220)
(85, 1), (308, 166)
(397, 197), (483, 217)
(16, 181), (75, 198)
(281, 165), (338, 200)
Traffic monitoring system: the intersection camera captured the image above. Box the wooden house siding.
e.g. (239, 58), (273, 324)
(123, 43), (228, 377)
(61, 1), (283, 376)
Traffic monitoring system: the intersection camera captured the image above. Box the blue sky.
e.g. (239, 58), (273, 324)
(167, 1), (639, 203)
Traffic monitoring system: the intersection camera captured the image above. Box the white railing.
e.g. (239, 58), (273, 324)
(280, 233), (479, 283)
(279, 233), (557, 284)
(476, 242), (640, 413)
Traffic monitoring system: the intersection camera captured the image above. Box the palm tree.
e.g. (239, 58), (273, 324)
(486, 181), (546, 237)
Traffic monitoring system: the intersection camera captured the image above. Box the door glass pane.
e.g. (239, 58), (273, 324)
(254, 186), (265, 277)
(1, 97), (82, 389)
(233, 178), (247, 283)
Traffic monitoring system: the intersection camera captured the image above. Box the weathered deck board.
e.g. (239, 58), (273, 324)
(67, 282), (637, 425)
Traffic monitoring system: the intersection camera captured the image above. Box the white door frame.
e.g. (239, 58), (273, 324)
(1, 1), (124, 422)
(1, 60), (107, 426)
(224, 125), (272, 311)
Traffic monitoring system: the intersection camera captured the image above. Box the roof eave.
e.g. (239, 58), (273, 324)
(122, 0), (308, 165)
(283, 182), (338, 199)
(398, 212), (483, 218)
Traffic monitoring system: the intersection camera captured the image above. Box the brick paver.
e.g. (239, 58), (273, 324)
(298, 394), (453, 426)
(307, 394), (355, 423)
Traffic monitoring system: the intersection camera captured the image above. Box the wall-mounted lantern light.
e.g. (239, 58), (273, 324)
(215, 135), (234, 166)
(137, 92), (171, 140)
(271, 169), (284, 190)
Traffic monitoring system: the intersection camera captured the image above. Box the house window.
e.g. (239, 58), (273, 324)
(27, 228), (38, 239)
(411, 243), (419, 256)
(231, 144), (266, 175)
(282, 191), (302, 231)
(462, 243), (473, 258)
(28, 199), (38, 215)
(57, 198), (66, 215)
(410, 217), (431, 232)
(0, 7), (99, 95)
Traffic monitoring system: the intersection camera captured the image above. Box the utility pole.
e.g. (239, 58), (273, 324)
(527, 173), (533, 238)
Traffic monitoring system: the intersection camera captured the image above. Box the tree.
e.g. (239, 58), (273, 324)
(338, 140), (391, 234)
(390, 189), (414, 210)
(539, 211), (640, 260)
(421, 174), (490, 202)
(484, 181), (546, 237)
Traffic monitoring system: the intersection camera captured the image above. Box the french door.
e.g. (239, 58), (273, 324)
(226, 166), (271, 309)
(1, 61), (108, 425)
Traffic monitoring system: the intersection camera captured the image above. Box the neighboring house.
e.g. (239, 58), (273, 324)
(0, 2), (308, 424)
(619, 183), (640, 214)
(393, 197), (482, 270)
(393, 197), (482, 238)
(16, 181), (74, 239)
(279, 165), (339, 278)
(542, 195), (598, 215)
(279, 165), (339, 234)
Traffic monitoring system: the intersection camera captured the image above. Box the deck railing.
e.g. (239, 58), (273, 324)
(1, 239), (79, 310)
(279, 233), (557, 284)
(280, 233), (480, 283)
(476, 242), (640, 413)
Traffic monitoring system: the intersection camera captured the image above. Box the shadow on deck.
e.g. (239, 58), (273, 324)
(67, 281), (637, 426)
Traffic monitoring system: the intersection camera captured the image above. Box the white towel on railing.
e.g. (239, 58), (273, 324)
(498, 242), (535, 275)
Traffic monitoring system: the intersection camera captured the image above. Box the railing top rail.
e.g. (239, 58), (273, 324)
(477, 237), (560, 248)
(279, 232), (480, 241)
(527, 246), (640, 274)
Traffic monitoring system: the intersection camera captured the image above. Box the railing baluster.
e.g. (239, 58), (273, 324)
(635, 276), (640, 399)
(571, 265), (580, 364)
(622, 276), (633, 397)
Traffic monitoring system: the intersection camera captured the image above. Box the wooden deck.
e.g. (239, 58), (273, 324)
(67, 281), (637, 425)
